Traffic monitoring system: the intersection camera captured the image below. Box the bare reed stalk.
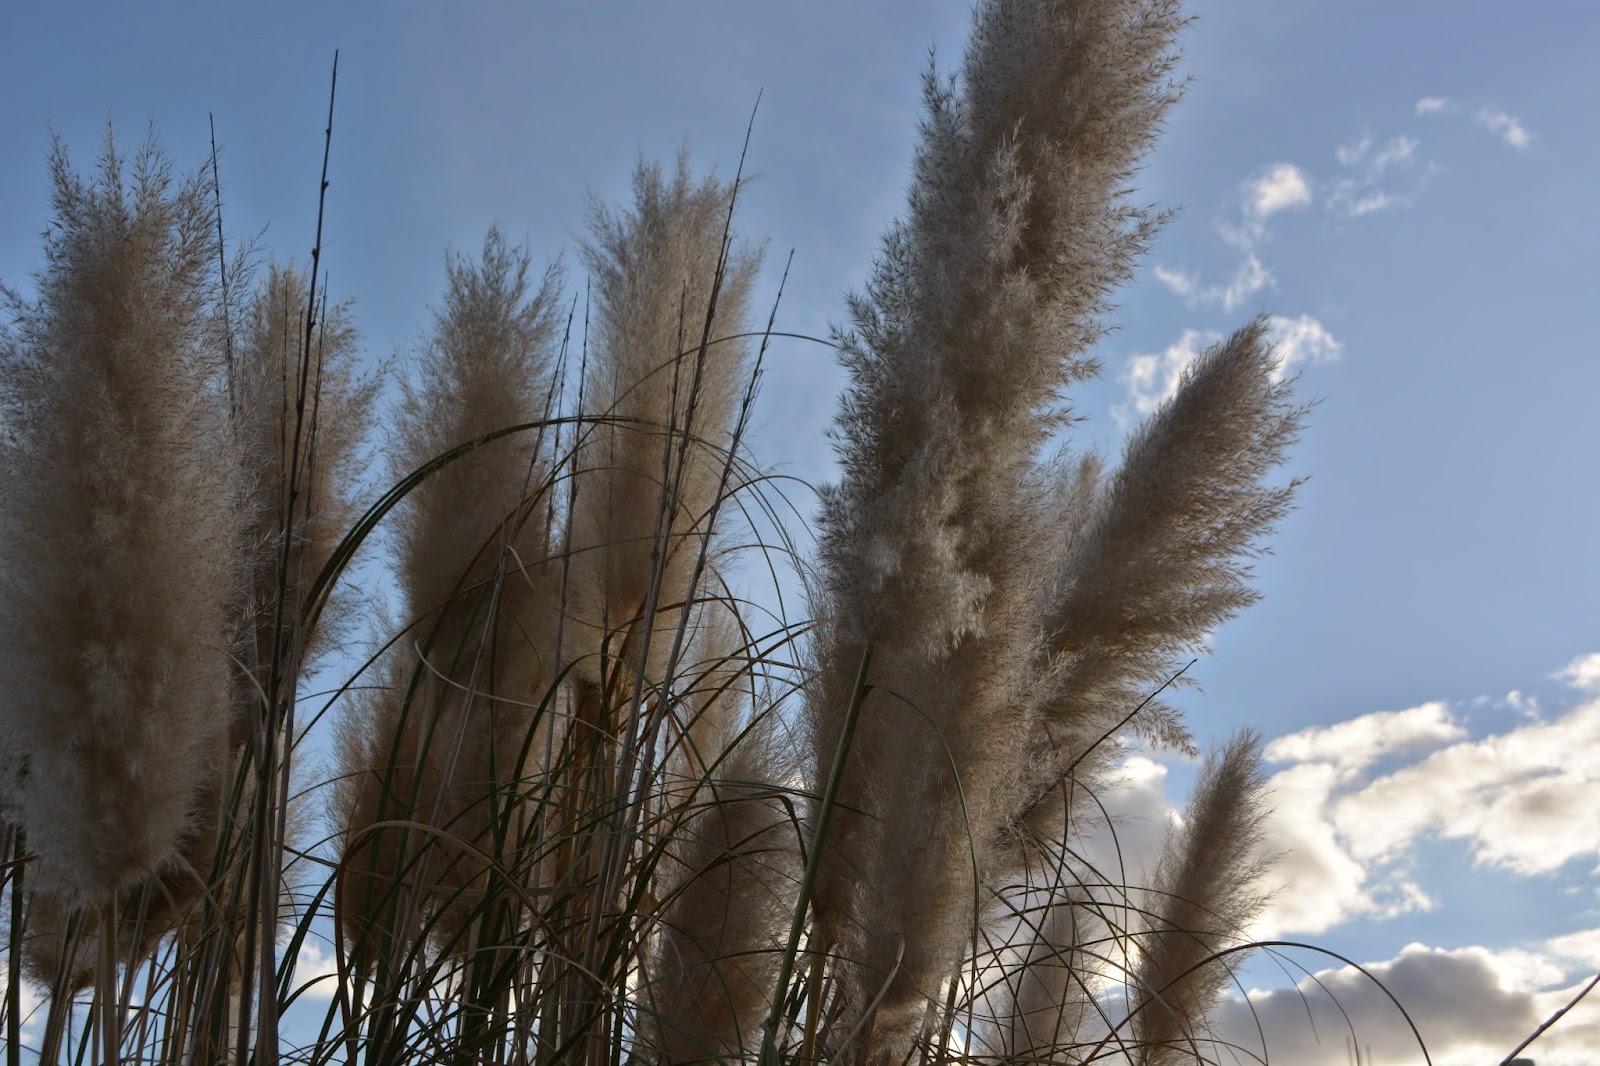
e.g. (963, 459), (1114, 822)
(0, 136), (242, 1014)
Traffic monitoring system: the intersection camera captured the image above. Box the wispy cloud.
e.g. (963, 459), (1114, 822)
(1115, 328), (1219, 428)
(1118, 315), (1338, 430)
(1152, 253), (1271, 311)
(1266, 313), (1342, 379)
(1151, 163), (1308, 311)
(1476, 107), (1533, 149)
(1328, 132), (1423, 219)
(1417, 95), (1533, 149)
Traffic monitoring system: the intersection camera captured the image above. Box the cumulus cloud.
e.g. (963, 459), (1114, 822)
(1245, 162), (1314, 220)
(1264, 701), (1462, 782)
(290, 939), (342, 1001)
(1072, 753), (1182, 887)
(1547, 927), (1600, 970)
(1209, 941), (1599, 1066)
(1477, 108), (1533, 149)
(1059, 661), (1600, 1064)
(1039, 661), (1600, 1064)
(1557, 650), (1600, 691)
(1247, 673), (1600, 941)
(1415, 96), (1454, 116)
(1331, 696), (1600, 875)
(0, 969), (43, 1048)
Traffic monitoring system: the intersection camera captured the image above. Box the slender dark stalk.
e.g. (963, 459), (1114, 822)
(760, 646), (873, 1066)
(1499, 970), (1600, 1066)
(6, 828), (23, 1066)
(210, 112), (237, 417)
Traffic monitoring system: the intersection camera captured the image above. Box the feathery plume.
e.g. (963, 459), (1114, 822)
(335, 229), (563, 957)
(642, 622), (798, 1064)
(234, 262), (378, 679)
(1129, 732), (1272, 1064)
(0, 133), (242, 906)
(806, 0), (1187, 1054)
(566, 155), (758, 700)
(1020, 319), (1301, 844)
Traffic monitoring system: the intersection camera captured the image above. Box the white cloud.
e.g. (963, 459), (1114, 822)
(1477, 108), (1533, 149)
(289, 940), (342, 1001)
(1557, 651), (1600, 691)
(1073, 754), (1180, 884)
(1330, 186), (1399, 217)
(1371, 134), (1419, 171)
(1118, 315), (1337, 433)
(1246, 162), (1314, 220)
(1253, 702), (1461, 936)
(1247, 672), (1600, 936)
(1254, 760), (1401, 936)
(1153, 163), (1311, 314)
(1223, 252), (1271, 311)
(1057, 664), (1600, 1061)
(0, 970), (44, 1048)
(1265, 701), (1462, 781)
(1415, 95), (1454, 116)
(1330, 696), (1600, 875)
(1265, 313), (1342, 379)
(1115, 328), (1218, 428)
(1547, 927), (1600, 970)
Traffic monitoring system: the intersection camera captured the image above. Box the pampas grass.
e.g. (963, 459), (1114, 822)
(0, 2), (1496, 1064)
(0, 133), (242, 910)
(334, 228), (563, 966)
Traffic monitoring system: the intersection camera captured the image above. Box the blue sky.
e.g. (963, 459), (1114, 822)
(3, 3), (1598, 1063)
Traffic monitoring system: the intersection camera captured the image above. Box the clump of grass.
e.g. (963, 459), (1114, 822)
(3, 3), (1530, 1065)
